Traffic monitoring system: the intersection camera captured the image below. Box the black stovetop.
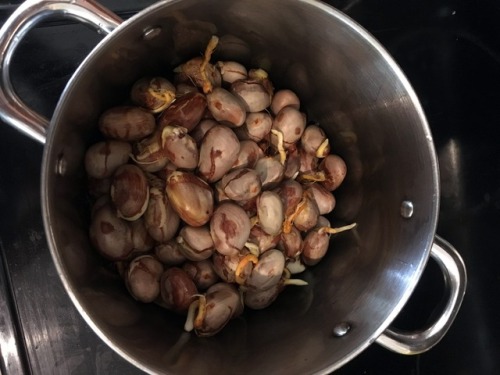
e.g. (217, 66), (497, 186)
(1, 1), (499, 374)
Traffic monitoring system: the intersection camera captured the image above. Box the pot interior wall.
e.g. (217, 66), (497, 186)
(42, 0), (439, 373)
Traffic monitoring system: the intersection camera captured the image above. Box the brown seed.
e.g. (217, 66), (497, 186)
(316, 215), (331, 229)
(298, 146), (319, 174)
(303, 223), (357, 266)
(143, 177), (180, 242)
(256, 191), (284, 236)
(248, 225), (280, 254)
(160, 125), (199, 169)
(254, 156), (284, 189)
(129, 218), (155, 254)
(130, 76), (176, 113)
(212, 252), (243, 283)
(283, 144), (300, 179)
(157, 92), (207, 132)
(234, 111), (273, 142)
(110, 164), (149, 221)
(194, 283), (241, 337)
(271, 89), (300, 115)
(217, 61), (248, 84)
(176, 83), (199, 97)
(177, 225), (215, 261)
(125, 255), (164, 303)
(279, 225), (303, 259)
(210, 202), (251, 256)
(155, 241), (186, 265)
(206, 87), (247, 127)
(245, 249), (285, 290)
(166, 171), (214, 227)
(190, 119), (218, 144)
(160, 267), (198, 313)
(278, 179), (304, 217)
(182, 260), (219, 290)
(231, 140), (264, 170)
(301, 124), (330, 158)
(248, 68), (274, 98)
(319, 154), (347, 191)
(307, 184), (336, 215)
(99, 106), (155, 141)
(198, 125), (241, 183)
(132, 131), (170, 173)
(293, 194), (320, 232)
(271, 106), (306, 149)
(176, 56), (221, 90)
(220, 168), (261, 201)
(204, 281), (244, 317)
(301, 228), (330, 266)
(237, 195), (259, 217)
(214, 180), (230, 204)
(89, 203), (134, 261)
(231, 80), (271, 113)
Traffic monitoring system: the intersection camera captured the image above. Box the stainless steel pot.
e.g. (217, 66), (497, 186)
(0, 0), (467, 374)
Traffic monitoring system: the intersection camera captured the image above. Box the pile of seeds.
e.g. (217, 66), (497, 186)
(85, 36), (356, 337)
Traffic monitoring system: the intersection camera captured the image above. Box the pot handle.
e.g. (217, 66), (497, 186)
(376, 235), (467, 354)
(0, 0), (122, 144)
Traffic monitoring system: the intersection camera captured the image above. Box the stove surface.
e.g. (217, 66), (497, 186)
(1, 1), (499, 374)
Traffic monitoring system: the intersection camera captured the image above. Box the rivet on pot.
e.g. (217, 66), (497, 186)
(143, 26), (162, 41)
(332, 322), (351, 337)
(400, 200), (414, 218)
(55, 153), (67, 176)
